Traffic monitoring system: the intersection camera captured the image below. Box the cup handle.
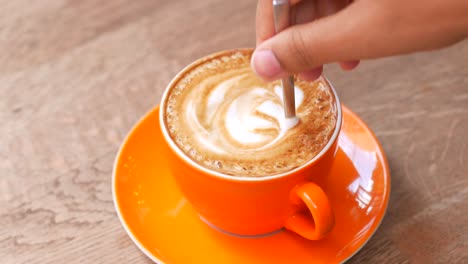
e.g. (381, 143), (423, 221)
(284, 182), (334, 240)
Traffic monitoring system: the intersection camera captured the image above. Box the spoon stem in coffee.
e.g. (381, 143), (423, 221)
(273, 0), (297, 120)
(281, 76), (296, 118)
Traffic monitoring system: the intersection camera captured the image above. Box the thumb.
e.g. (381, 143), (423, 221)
(251, 1), (380, 81)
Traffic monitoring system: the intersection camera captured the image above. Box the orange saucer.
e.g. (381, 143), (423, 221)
(113, 105), (390, 264)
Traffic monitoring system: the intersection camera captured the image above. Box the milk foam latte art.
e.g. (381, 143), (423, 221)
(164, 50), (337, 177)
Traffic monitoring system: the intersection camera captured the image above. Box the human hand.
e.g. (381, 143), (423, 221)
(252, 0), (468, 81)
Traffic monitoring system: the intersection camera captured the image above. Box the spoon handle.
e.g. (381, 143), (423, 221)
(273, 0), (296, 119)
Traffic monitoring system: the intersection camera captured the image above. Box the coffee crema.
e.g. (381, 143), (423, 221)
(163, 50), (337, 177)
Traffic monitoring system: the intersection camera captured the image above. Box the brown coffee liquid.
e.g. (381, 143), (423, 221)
(164, 50), (337, 177)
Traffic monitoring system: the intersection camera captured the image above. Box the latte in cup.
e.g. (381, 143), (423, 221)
(163, 49), (337, 177)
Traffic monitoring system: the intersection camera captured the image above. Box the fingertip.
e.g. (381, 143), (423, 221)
(339, 60), (360, 71)
(298, 66), (323, 82)
(251, 49), (286, 81)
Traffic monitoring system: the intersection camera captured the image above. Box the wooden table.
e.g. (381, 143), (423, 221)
(1, 1), (467, 263)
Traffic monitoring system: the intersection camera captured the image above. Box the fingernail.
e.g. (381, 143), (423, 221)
(251, 50), (284, 80)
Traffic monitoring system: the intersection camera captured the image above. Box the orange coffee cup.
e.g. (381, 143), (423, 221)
(159, 49), (342, 240)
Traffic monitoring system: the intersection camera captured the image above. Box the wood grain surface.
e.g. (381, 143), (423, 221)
(1, 0), (467, 263)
